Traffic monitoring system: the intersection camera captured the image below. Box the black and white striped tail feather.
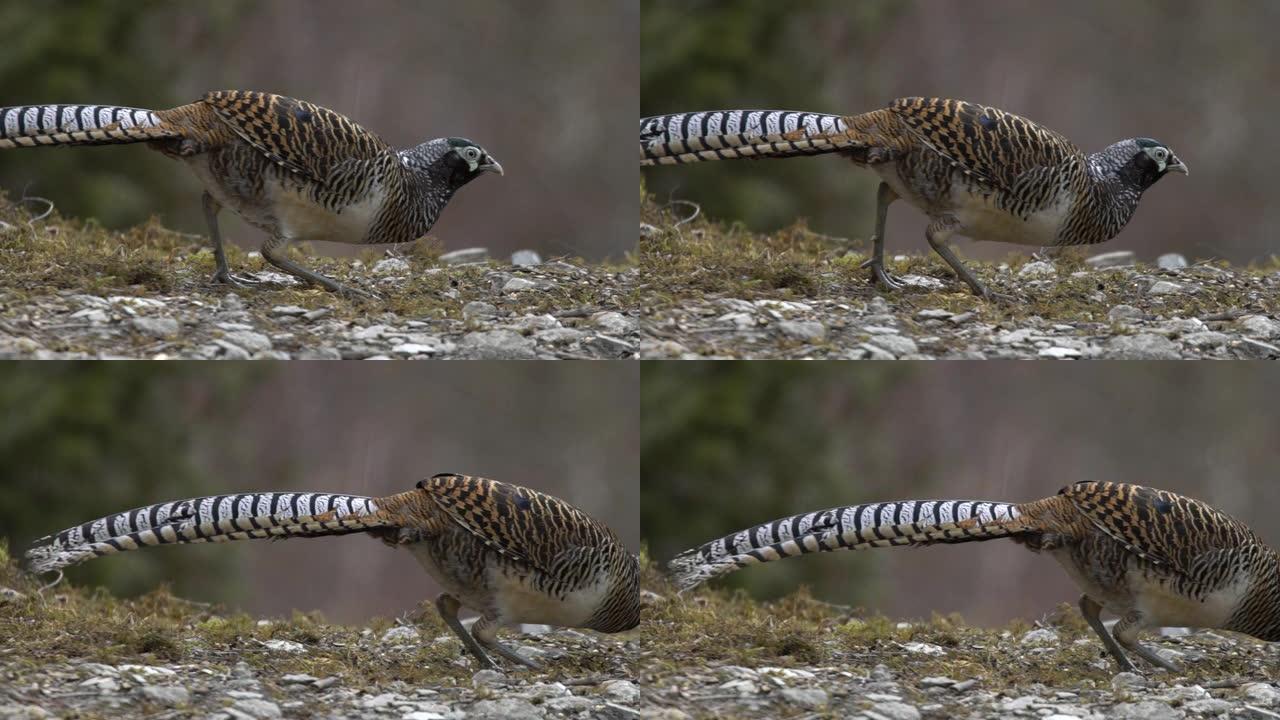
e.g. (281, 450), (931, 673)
(640, 109), (852, 165)
(23, 491), (389, 574)
(0, 103), (173, 149)
(667, 499), (1024, 590)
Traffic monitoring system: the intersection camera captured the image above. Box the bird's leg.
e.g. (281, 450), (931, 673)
(924, 217), (1013, 301)
(1113, 610), (1181, 672)
(1078, 595), (1136, 673)
(202, 192), (262, 287)
(471, 615), (541, 670)
(260, 235), (377, 299)
(861, 182), (903, 290)
(434, 593), (496, 670)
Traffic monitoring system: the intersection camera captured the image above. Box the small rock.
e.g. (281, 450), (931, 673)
(915, 309), (952, 320)
(440, 248), (489, 265)
(457, 330), (537, 359)
(131, 316), (180, 338)
(1239, 315), (1280, 339)
(866, 296), (891, 314)
(213, 340), (252, 360)
(232, 698), (282, 719)
(1108, 305), (1144, 323)
(1108, 700), (1182, 720)
(1182, 698), (1235, 716)
(1147, 280), (1183, 295)
(778, 687), (828, 709)
(373, 257), (410, 274)
(1019, 260), (1056, 277)
(1111, 672), (1148, 693)
(997, 328), (1036, 345)
(222, 330), (272, 353)
(1039, 347), (1081, 359)
(865, 701), (922, 720)
(1156, 253), (1189, 270)
(0, 587), (24, 604)
(1106, 333), (1180, 360)
(403, 712), (445, 720)
(269, 305), (308, 317)
(502, 277), (539, 293)
(391, 343), (439, 357)
(222, 293), (246, 311)
(1021, 628), (1058, 645)
(381, 626), (420, 644)
(303, 308), (331, 322)
(1241, 682), (1280, 706)
(0, 706), (48, 720)
(951, 679), (978, 692)
(472, 669), (507, 687)
(602, 679), (640, 704)
(919, 677), (956, 687)
(138, 685), (190, 706)
(593, 311), (637, 336)
(313, 677), (338, 690)
(70, 308), (109, 324)
(866, 334), (918, 357)
(545, 696), (596, 714)
(778, 320), (826, 342)
(1087, 250), (1136, 268)
(280, 674), (317, 685)
(462, 301), (498, 320)
(901, 642), (946, 656)
(1181, 331), (1229, 349)
(467, 698), (544, 720)
(510, 250), (542, 266)
(1238, 337), (1280, 359)
(261, 639), (306, 654)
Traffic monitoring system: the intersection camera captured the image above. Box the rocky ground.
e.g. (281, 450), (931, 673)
(0, 558), (641, 720)
(640, 200), (1280, 360)
(0, 199), (639, 360)
(639, 561), (1280, 720)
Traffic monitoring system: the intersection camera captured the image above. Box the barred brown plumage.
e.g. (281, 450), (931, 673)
(670, 481), (1278, 672)
(641, 98), (1187, 298)
(0, 90), (502, 297)
(23, 473), (638, 670)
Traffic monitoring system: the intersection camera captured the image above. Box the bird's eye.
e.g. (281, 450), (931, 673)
(463, 147), (480, 161)
(1154, 148), (1168, 161)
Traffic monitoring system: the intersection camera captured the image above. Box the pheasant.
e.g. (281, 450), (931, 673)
(669, 481), (1278, 673)
(23, 473), (639, 670)
(640, 98), (1187, 298)
(0, 91), (502, 297)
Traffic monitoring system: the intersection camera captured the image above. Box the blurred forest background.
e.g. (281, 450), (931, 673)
(0, 0), (637, 261)
(641, 0), (1280, 265)
(0, 363), (639, 624)
(642, 363), (1280, 626)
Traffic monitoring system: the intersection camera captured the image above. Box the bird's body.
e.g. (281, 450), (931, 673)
(640, 98), (1186, 297)
(0, 91), (502, 296)
(24, 474), (638, 669)
(669, 481), (1277, 672)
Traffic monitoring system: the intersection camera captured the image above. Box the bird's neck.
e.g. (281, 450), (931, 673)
(1225, 549), (1280, 641)
(1074, 157), (1145, 243)
(378, 162), (459, 242)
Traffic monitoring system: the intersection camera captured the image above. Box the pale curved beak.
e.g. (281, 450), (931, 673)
(479, 159), (504, 176)
(1167, 156), (1188, 176)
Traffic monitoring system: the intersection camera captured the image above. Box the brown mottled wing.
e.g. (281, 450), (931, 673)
(422, 474), (616, 574)
(201, 90), (391, 184)
(1062, 481), (1261, 575)
(889, 97), (1085, 192)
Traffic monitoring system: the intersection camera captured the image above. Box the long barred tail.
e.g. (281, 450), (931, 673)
(640, 109), (852, 165)
(0, 104), (179, 149)
(667, 499), (1026, 590)
(23, 491), (393, 574)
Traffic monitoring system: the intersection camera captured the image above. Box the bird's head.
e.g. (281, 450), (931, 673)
(1094, 137), (1187, 191)
(403, 137), (503, 189)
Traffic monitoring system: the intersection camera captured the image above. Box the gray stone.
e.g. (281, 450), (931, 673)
(865, 701), (921, 720)
(1020, 628), (1058, 645)
(231, 698), (282, 720)
(1147, 280), (1183, 295)
(269, 305), (308, 317)
(1238, 337), (1280, 358)
(502, 277), (539, 293)
(372, 257), (410, 274)
(458, 330), (537, 359)
(915, 309), (953, 320)
(1087, 250), (1136, 268)
(1241, 682), (1280, 706)
(261, 639), (305, 654)
(440, 247), (489, 265)
(138, 685), (189, 706)
(1111, 672), (1147, 692)
(213, 339), (252, 360)
(222, 330), (272, 353)
(1108, 701), (1183, 720)
(279, 674), (317, 685)
(0, 706), (49, 720)
(778, 687), (828, 709)
(1108, 305), (1144, 323)
(472, 669), (507, 687)
(1161, 318), (1207, 336)
(467, 698), (544, 720)
(1182, 698), (1235, 716)
(1039, 346), (1081, 359)
(130, 317), (180, 338)
(535, 328), (587, 346)
(1181, 331), (1230, 349)
(462, 301), (498, 320)
(391, 343), (439, 357)
(1239, 315), (1280, 339)
(585, 334), (636, 356)
(778, 320), (826, 342)
(380, 626), (419, 644)
(221, 293), (246, 311)
(602, 679), (640, 704)
(1156, 253), (1189, 270)
(867, 334), (918, 357)
(1018, 260), (1056, 277)
(593, 311), (637, 336)
(545, 696), (596, 714)
(511, 250), (542, 266)
(1105, 333), (1180, 359)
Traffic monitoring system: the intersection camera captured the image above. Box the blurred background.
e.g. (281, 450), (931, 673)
(0, 0), (637, 261)
(641, 0), (1280, 265)
(0, 362), (639, 624)
(642, 363), (1280, 626)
